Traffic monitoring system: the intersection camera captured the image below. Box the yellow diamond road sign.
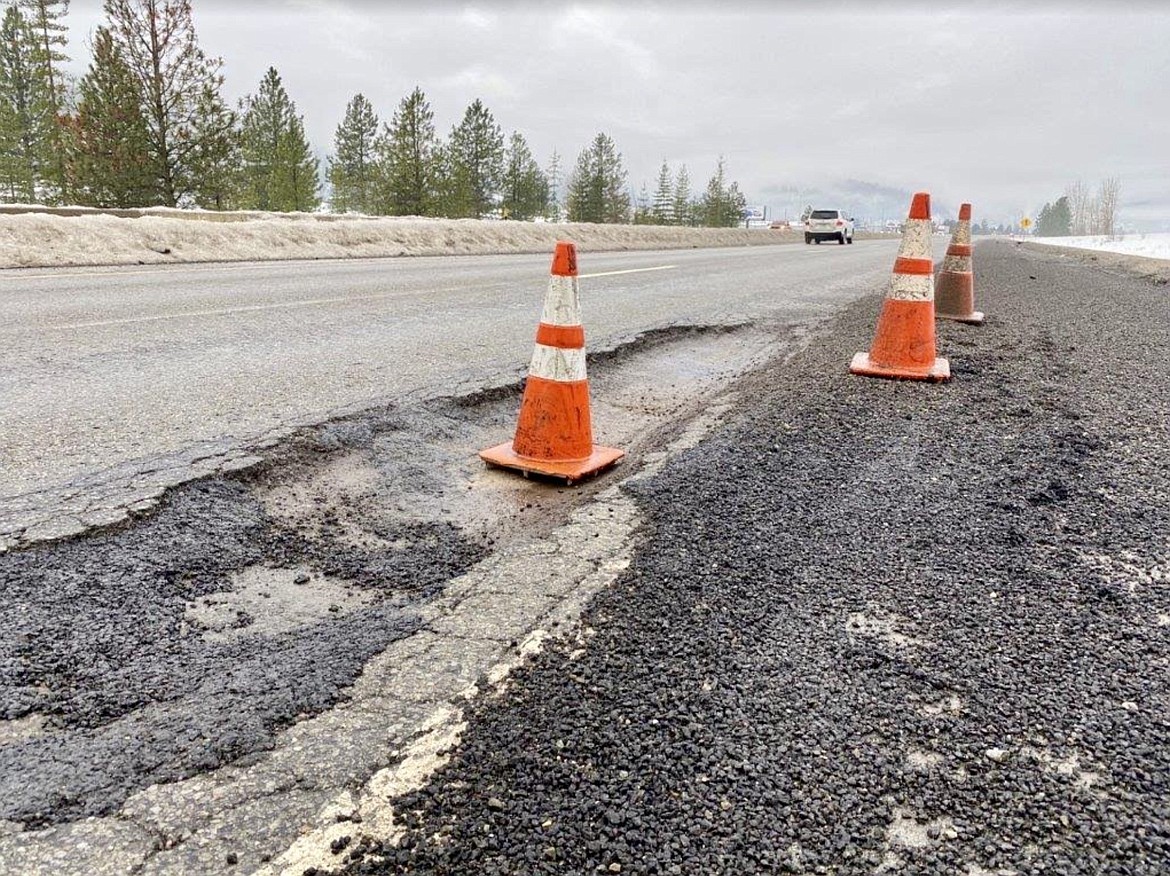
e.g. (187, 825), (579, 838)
(1021, 217), (1033, 229)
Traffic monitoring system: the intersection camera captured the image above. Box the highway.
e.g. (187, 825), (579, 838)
(3, 243), (1168, 874)
(0, 241), (896, 529)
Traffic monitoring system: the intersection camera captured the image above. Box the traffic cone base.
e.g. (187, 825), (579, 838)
(849, 351), (950, 382)
(479, 441), (624, 485)
(479, 241), (624, 485)
(850, 293), (950, 380)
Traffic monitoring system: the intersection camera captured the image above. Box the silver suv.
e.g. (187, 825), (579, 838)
(805, 209), (854, 245)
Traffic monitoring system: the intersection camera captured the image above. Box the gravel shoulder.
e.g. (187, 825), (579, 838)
(330, 240), (1170, 875)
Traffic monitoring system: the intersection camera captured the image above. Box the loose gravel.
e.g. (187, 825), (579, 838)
(333, 241), (1170, 875)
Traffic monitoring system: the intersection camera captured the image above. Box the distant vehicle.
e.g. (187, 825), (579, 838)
(805, 209), (854, 245)
(770, 220), (792, 232)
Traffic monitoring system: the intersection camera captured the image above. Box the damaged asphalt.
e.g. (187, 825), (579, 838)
(0, 318), (775, 853)
(328, 242), (1170, 875)
(0, 461), (481, 826)
(1, 241), (1166, 874)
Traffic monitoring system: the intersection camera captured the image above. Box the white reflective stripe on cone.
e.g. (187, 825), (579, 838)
(942, 254), (973, 274)
(888, 272), (934, 301)
(954, 220), (971, 246)
(897, 219), (934, 259)
(540, 275), (582, 327)
(529, 344), (588, 382)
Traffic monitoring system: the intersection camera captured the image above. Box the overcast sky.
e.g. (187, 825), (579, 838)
(63, 2), (1170, 229)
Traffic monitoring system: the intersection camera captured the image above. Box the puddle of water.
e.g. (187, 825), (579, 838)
(184, 564), (375, 643)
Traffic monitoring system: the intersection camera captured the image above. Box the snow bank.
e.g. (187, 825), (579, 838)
(0, 209), (803, 269)
(1031, 232), (1170, 261)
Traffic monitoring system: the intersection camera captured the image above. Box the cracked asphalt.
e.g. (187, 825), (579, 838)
(329, 242), (1170, 875)
(2, 240), (1166, 875)
(0, 242), (894, 550)
(0, 313), (782, 873)
(0, 468), (480, 826)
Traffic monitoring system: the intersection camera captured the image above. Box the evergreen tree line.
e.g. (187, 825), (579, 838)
(632, 157), (746, 227)
(0, 0), (752, 225)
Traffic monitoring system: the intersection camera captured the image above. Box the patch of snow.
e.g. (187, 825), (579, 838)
(1031, 232), (1170, 261)
(0, 209), (798, 269)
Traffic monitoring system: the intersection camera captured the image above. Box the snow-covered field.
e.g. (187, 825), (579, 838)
(0, 208), (801, 269)
(1031, 232), (1170, 261)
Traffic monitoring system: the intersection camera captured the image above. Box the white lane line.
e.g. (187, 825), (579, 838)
(579, 265), (676, 279)
(48, 286), (477, 330)
(41, 264), (679, 330)
(7, 261), (677, 283)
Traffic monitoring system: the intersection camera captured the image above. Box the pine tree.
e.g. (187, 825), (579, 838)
(103, 0), (235, 207)
(188, 85), (241, 210)
(500, 132), (547, 221)
(447, 98), (504, 219)
(278, 112), (318, 211)
(651, 160), (673, 225)
(428, 140), (458, 217)
(724, 180), (747, 227)
(0, 6), (49, 202)
(378, 86), (437, 216)
(66, 25), (154, 207)
(700, 157), (746, 227)
(1036, 195), (1071, 237)
(329, 93), (379, 214)
(672, 165), (691, 227)
(544, 148), (562, 221)
(566, 132), (629, 224)
(632, 182), (652, 225)
(19, 0), (68, 202)
(238, 68), (318, 212)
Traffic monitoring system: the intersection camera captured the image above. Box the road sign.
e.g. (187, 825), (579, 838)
(1021, 217), (1033, 229)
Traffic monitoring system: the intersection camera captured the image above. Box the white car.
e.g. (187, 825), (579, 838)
(804, 209), (854, 245)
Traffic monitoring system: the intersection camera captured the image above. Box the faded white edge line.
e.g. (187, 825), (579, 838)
(46, 283), (511, 330)
(579, 265), (676, 279)
(44, 267), (677, 330)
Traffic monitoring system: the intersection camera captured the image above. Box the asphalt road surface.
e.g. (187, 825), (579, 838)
(2, 241), (1166, 875)
(331, 242), (1170, 875)
(1, 242), (896, 543)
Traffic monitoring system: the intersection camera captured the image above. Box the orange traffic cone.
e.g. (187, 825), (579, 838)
(935, 203), (984, 325)
(850, 192), (950, 382)
(479, 242), (624, 485)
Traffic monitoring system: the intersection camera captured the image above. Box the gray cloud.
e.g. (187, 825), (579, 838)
(64, 2), (1170, 229)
